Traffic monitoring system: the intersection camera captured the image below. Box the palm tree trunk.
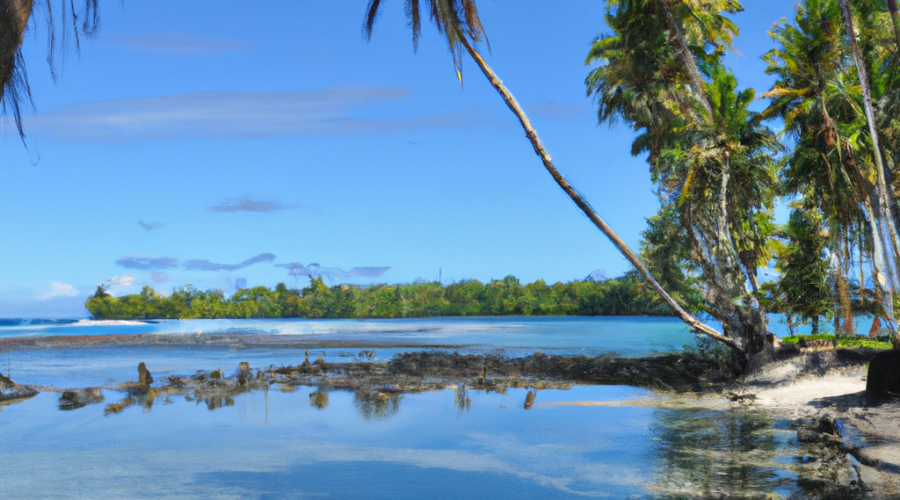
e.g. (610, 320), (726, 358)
(838, 0), (900, 315)
(888, 0), (900, 54)
(457, 37), (744, 354)
(660, 0), (713, 122)
(842, 234), (855, 334)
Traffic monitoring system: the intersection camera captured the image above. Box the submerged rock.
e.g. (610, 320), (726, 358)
(0, 373), (37, 402)
(866, 349), (900, 396)
(58, 388), (104, 410)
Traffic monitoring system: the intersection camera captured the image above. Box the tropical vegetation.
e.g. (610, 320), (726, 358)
(85, 273), (676, 320)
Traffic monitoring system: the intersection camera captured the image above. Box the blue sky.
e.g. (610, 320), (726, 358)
(0, 1), (798, 317)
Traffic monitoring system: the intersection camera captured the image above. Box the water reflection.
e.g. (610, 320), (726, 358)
(353, 389), (402, 420)
(454, 384), (471, 417)
(523, 389), (537, 410)
(309, 389), (329, 409)
(647, 408), (797, 498)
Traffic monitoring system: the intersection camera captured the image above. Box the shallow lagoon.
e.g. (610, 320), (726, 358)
(0, 317), (829, 498)
(0, 384), (804, 499)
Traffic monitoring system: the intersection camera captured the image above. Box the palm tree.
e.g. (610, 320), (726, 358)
(888, 0), (900, 52)
(362, 0), (742, 352)
(0, 0), (100, 138)
(838, 0), (900, 303)
(763, 0), (900, 336)
(585, 0), (777, 353)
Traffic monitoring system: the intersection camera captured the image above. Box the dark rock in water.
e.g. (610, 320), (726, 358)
(59, 388), (104, 410)
(313, 357), (327, 369)
(138, 362), (153, 386)
(0, 373), (37, 402)
(359, 350), (376, 359)
(237, 361), (251, 385)
(210, 369), (223, 381)
(866, 349), (900, 396)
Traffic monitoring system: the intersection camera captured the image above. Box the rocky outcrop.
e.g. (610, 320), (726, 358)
(58, 388), (104, 410)
(0, 373), (37, 402)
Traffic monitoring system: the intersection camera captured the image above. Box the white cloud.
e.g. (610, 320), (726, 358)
(105, 276), (136, 289)
(25, 88), (499, 142)
(39, 282), (79, 300)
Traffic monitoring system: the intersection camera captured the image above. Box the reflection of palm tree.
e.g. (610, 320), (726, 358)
(454, 383), (471, 416)
(648, 408), (784, 497)
(362, 0), (735, 352)
(309, 389), (329, 410)
(353, 389), (402, 420)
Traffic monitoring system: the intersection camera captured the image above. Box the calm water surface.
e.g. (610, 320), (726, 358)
(0, 317), (812, 498)
(0, 385), (804, 499)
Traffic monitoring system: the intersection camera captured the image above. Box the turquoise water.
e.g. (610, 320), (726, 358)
(0, 386), (803, 499)
(0, 317), (818, 497)
(0, 316), (698, 388)
(0, 316), (697, 352)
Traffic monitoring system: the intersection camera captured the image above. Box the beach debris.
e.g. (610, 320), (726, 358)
(137, 362), (153, 386)
(0, 373), (37, 402)
(309, 390), (329, 409)
(58, 388), (104, 410)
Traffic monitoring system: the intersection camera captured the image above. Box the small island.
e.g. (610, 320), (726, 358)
(85, 272), (678, 320)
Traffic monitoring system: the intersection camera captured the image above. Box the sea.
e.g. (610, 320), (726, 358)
(0, 315), (848, 498)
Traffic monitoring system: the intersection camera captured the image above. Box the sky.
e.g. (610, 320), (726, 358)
(0, 0), (799, 317)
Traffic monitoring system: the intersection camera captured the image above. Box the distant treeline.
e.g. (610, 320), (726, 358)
(85, 272), (675, 320)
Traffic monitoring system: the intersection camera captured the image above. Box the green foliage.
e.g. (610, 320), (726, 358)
(85, 272), (676, 320)
(775, 206), (833, 330)
(780, 333), (891, 349)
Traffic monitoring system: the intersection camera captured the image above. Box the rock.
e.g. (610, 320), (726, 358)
(313, 357), (327, 369)
(866, 349), (900, 396)
(358, 350), (376, 359)
(237, 362), (251, 385)
(210, 369), (223, 381)
(0, 373), (37, 402)
(137, 362), (153, 386)
(58, 388), (104, 410)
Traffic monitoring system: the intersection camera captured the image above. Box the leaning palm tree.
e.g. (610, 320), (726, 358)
(362, 0), (743, 353)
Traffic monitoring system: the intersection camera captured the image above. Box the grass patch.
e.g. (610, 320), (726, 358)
(781, 334), (835, 345)
(781, 333), (891, 350)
